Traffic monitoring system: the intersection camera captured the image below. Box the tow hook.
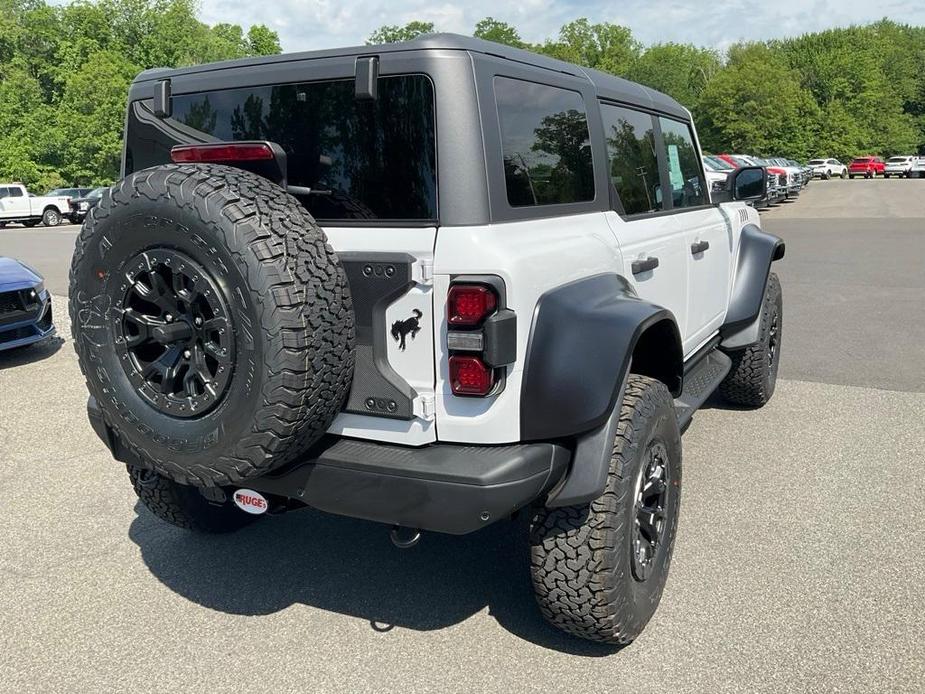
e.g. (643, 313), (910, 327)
(389, 525), (421, 549)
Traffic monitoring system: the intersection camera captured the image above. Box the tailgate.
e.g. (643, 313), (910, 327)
(323, 226), (437, 446)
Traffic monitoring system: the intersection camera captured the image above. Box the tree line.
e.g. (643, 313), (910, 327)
(373, 18), (925, 165)
(0, 0), (281, 190)
(2, 3), (923, 190)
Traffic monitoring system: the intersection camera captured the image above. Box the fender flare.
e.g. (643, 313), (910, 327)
(720, 224), (785, 350)
(520, 272), (681, 437)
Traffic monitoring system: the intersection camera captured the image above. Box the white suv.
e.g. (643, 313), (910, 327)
(884, 156), (916, 178)
(69, 34), (785, 646)
(910, 157), (925, 178)
(808, 158), (847, 179)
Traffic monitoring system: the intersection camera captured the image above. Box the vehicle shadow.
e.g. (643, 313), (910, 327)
(129, 503), (622, 656)
(0, 335), (64, 370)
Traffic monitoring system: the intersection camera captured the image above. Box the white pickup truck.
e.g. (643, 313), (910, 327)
(0, 183), (71, 227)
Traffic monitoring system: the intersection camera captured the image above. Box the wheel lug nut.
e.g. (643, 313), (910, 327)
(165, 314), (173, 322)
(194, 317), (203, 326)
(183, 349), (191, 359)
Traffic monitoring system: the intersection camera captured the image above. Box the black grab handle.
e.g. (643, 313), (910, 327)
(690, 240), (710, 255)
(631, 256), (660, 274)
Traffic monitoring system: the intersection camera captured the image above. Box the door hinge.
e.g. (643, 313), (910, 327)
(414, 393), (436, 421)
(416, 259), (434, 285)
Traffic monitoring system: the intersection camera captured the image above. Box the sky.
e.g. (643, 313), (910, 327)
(196, 0), (925, 53)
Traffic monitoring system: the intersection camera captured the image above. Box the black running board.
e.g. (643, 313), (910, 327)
(674, 349), (732, 429)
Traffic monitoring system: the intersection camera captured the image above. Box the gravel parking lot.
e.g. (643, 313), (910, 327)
(1, 180), (923, 693)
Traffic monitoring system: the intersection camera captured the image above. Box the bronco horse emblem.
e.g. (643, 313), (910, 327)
(390, 309), (423, 351)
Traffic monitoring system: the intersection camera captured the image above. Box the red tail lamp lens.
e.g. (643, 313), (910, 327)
(447, 285), (497, 326)
(449, 355), (494, 396)
(170, 143), (275, 163)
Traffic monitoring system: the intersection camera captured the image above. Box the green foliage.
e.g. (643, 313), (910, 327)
(0, 0), (281, 189)
(625, 43), (720, 113)
(536, 18), (640, 75)
(366, 21), (434, 45)
(473, 17), (524, 48)
(697, 43), (821, 159)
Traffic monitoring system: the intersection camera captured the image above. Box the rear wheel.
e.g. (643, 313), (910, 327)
(840, 170), (847, 179)
(41, 208), (61, 226)
(720, 273), (782, 407)
(129, 466), (256, 533)
(530, 375), (682, 645)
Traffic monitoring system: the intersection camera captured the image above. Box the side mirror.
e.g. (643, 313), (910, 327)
(730, 165), (767, 201)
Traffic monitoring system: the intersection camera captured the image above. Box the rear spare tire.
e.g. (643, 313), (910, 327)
(69, 164), (355, 486)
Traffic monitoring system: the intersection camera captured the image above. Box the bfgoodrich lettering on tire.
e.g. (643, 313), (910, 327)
(69, 164), (355, 487)
(529, 374), (682, 645)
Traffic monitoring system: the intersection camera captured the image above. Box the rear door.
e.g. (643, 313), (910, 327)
(600, 102), (688, 339)
(2, 186), (31, 218)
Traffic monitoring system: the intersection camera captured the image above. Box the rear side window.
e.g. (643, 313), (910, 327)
(168, 75), (437, 222)
(657, 117), (706, 210)
(495, 77), (594, 207)
(600, 104), (661, 216)
(9, 186), (23, 197)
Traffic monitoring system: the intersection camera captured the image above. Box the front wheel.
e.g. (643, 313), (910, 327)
(884, 173), (891, 179)
(840, 170), (847, 179)
(530, 374), (682, 645)
(720, 273), (782, 407)
(823, 171), (831, 180)
(42, 208), (61, 226)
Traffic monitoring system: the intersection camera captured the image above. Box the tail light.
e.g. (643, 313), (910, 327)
(170, 142), (275, 163)
(447, 284), (497, 327)
(446, 281), (514, 397)
(449, 356), (494, 396)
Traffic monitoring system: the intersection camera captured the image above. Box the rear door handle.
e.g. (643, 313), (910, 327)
(690, 240), (710, 255)
(631, 256), (660, 275)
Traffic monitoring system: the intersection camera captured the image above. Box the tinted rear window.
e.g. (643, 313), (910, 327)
(150, 75), (437, 222)
(495, 77), (594, 207)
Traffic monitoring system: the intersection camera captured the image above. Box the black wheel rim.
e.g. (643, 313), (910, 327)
(115, 249), (234, 418)
(631, 440), (670, 582)
(768, 309), (780, 369)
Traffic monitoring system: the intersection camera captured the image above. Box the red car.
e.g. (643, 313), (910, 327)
(848, 156), (885, 179)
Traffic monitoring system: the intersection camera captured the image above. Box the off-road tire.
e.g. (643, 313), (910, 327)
(42, 207), (61, 226)
(69, 164), (355, 487)
(128, 465), (255, 533)
(529, 375), (682, 645)
(720, 272), (782, 407)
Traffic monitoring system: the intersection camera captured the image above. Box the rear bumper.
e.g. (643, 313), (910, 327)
(86, 397), (570, 535)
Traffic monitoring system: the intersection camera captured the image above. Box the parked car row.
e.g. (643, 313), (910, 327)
(807, 156), (925, 179)
(703, 153), (811, 208)
(0, 183), (107, 227)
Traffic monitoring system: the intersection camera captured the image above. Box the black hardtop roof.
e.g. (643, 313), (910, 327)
(134, 33), (689, 119)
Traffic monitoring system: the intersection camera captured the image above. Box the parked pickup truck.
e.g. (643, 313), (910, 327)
(0, 184), (71, 227)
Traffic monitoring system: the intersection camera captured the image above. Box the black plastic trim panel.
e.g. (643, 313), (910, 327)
(520, 273), (680, 440)
(720, 224), (785, 349)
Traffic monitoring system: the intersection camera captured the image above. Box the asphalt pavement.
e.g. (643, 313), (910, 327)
(1, 180), (923, 693)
